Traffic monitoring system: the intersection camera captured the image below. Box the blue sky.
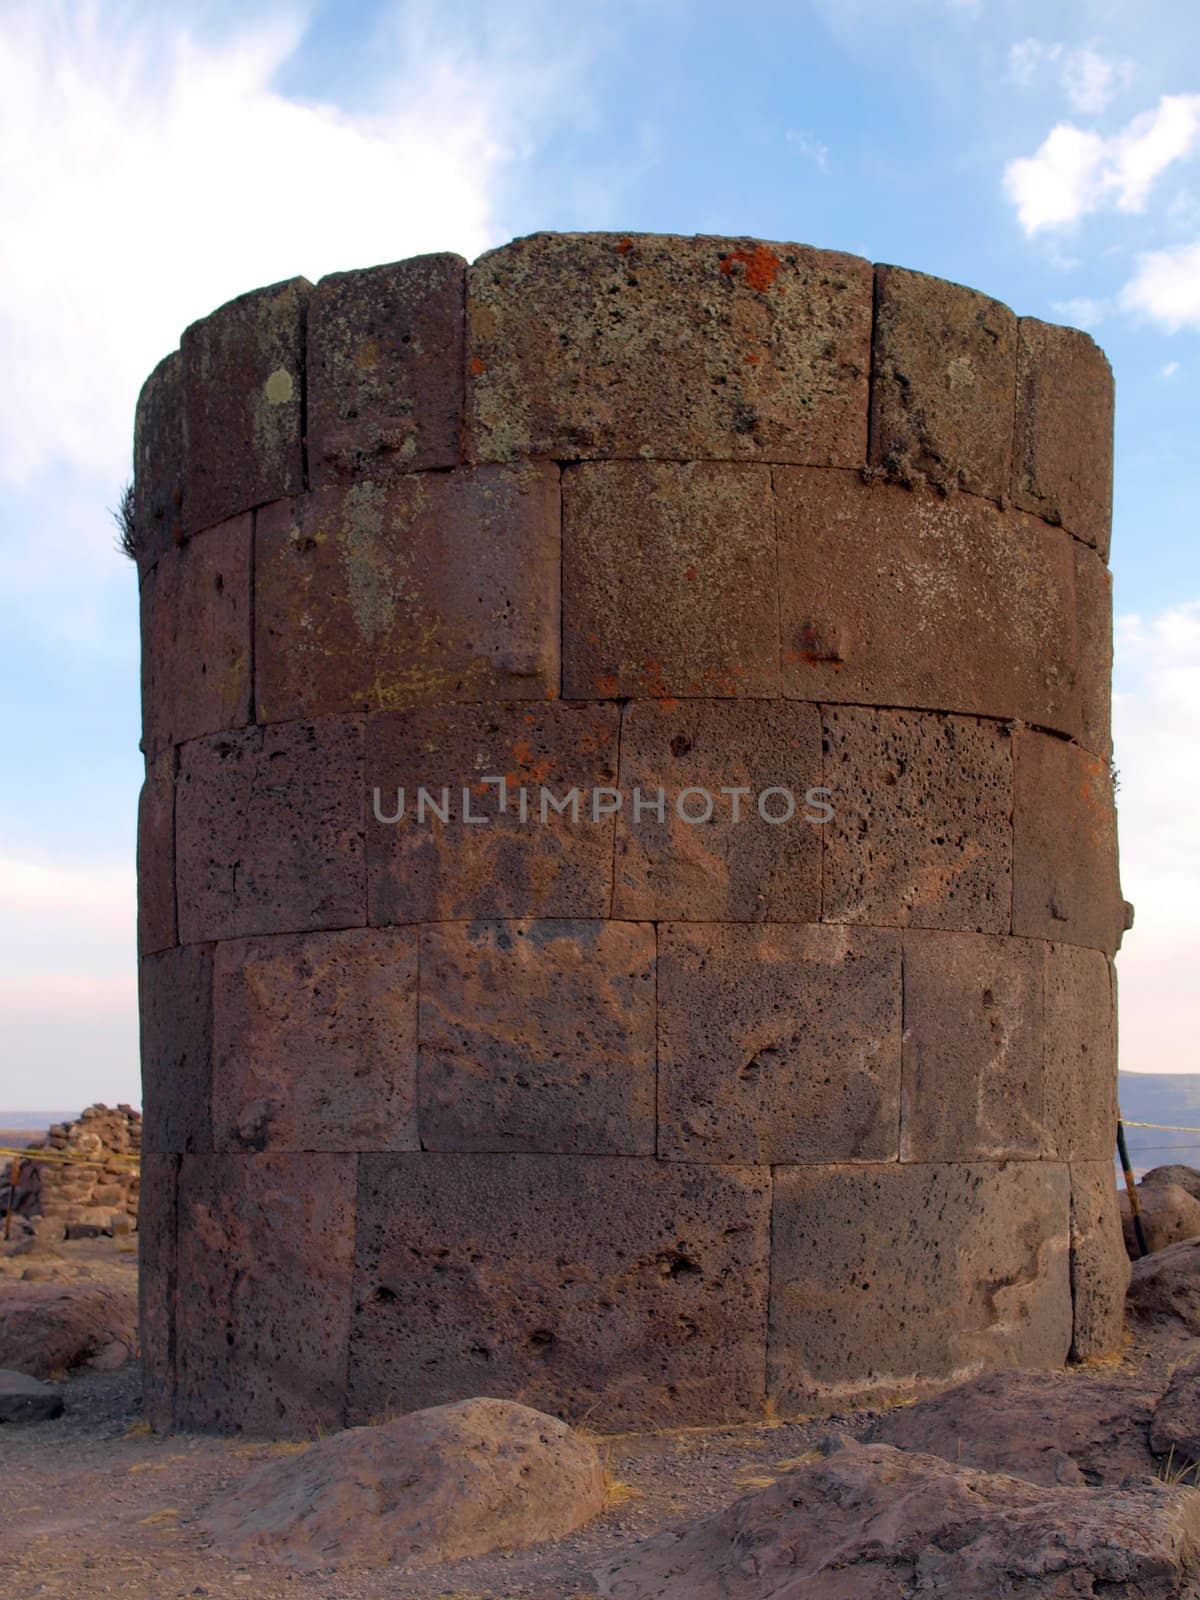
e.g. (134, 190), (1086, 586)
(1, 0), (1198, 1106)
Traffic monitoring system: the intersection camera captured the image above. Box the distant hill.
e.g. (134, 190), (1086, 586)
(1119, 1073), (1200, 1175)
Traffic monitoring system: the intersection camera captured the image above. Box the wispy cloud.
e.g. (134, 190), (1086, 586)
(1008, 39), (1135, 115)
(1121, 239), (1200, 331)
(785, 129), (830, 173)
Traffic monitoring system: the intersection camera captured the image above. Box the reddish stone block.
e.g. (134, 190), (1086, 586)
(307, 254), (465, 482)
(133, 350), (185, 577)
(869, 265), (1017, 501)
(1075, 543), (1113, 759)
(901, 930), (1044, 1161)
(174, 1153), (356, 1436)
(1013, 318), (1114, 557)
(137, 753), (175, 955)
(175, 718), (365, 943)
(658, 923), (900, 1164)
(139, 944), (213, 1154)
(1012, 730), (1124, 954)
(418, 920), (655, 1154)
(822, 708), (1013, 933)
(612, 700), (822, 921)
(181, 277), (311, 535)
(140, 512), (252, 756)
(255, 463), (559, 724)
(348, 1153), (771, 1428)
(366, 702), (619, 923)
(212, 928), (419, 1153)
(1044, 944), (1116, 1161)
(562, 461), (778, 699)
(769, 1161), (1072, 1409)
(775, 472), (1078, 735)
(467, 233), (872, 465)
(1069, 1161), (1129, 1360)
(138, 1152), (179, 1431)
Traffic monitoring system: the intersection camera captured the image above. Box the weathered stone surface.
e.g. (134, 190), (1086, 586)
(139, 943), (213, 1155)
(212, 928), (419, 1153)
(418, 920), (655, 1154)
(307, 253), (465, 483)
(366, 702), (619, 923)
(1044, 943), (1115, 1160)
(822, 708), (1012, 933)
(348, 1154), (771, 1428)
(1014, 317), (1114, 557)
(176, 718), (365, 942)
(174, 1154), (356, 1436)
(255, 464), (559, 723)
(136, 753), (175, 955)
(0, 1281), (138, 1381)
(1012, 730), (1124, 954)
(1144, 1166), (1200, 1201)
(467, 232), (871, 465)
(205, 1398), (604, 1571)
(901, 930), (1044, 1161)
(181, 277), (310, 535)
(775, 472), (1078, 733)
(138, 1152), (179, 1431)
(869, 265), (1017, 500)
(1128, 1238), (1200, 1343)
(1150, 1353), (1200, 1467)
(768, 1161), (1071, 1408)
(132, 349), (184, 576)
(0, 1368), (65, 1424)
(562, 461), (778, 699)
(140, 511), (252, 755)
(1122, 1183), (1200, 1259)
(595, 1439), (1200, 1600)
(1075, 542), (1113, 758)
(1069, 1161), (1129, 1360)
(657, 923), (900, 1163)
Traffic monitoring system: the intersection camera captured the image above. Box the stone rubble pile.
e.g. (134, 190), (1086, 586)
(4, 1105), (141, 1240)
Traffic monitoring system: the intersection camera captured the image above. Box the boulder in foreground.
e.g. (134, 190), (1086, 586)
(0, 1281), (137, 1379)
(1121, 1183), (1200, 1258)
(0, 1368), (64, 1423)
(1129, 1238), (1200, 1343)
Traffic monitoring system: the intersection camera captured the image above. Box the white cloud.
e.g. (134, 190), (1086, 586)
(1050, 294), (1109, 327)
(1008, 39), (1133, 113)
(1121, 239), (1200, 330)
(1161, 359), (1181, 378)
(785, 129), (831, 172)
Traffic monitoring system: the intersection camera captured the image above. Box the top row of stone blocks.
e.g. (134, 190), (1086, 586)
(134, 234), (1114, 571)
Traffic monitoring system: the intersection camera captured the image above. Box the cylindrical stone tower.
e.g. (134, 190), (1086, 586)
(136, 234), (1128, 1438)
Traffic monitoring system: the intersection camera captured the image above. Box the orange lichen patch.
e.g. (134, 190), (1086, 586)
(507, 737), (554, 787)
(639, 660), (679, 707)
(615, 237), (634, 255)
(683, 564), (698, 582)
(787, 622), (845, 668)
(744, 353), (761, 366)
(597, 673), (620, 697)
(469, 356), (486, 376)
(719, 246), (782, 293)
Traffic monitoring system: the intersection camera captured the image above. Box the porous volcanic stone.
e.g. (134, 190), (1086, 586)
(1044, 943), (1116, 1161)
(1069, 1161), (1129, 1360)
(1123, 1184), (1200, 1259)
(307, 253), (465, 483)
(1128, 1238), (1200, 1343)
(139, 943), (213, 1154)
(0, 1281), (138, 1381)
(212, 928), (419, 1153)
(138, 1152), (179, 1430)
(255, 463), (559, 723)
(137, 753), (175, 955)
(467, 232), (871, 465)
(657, 923), (900, 1164)
(1074, 541), (1114, 759)
(418, 919), (656, 1154)
(348, 1153), (771, 1429)
(1150, 1353), (1200, 1467)
(562, 461), (778, 699)
(132, 350), (184, 576)
(1144, 1167), (1200, 1202)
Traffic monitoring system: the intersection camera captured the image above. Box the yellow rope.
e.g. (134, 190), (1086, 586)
(0, 1146), (140, 1167)
(1122, 1121), (1200, 1136)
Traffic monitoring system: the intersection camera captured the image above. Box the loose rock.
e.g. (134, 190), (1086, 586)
(0, 1368), (64, 1424)
(1122, 1182), (1200, 1258)
(0, 1280), (138, 1379)
(1129, 1238), (1200, 1343)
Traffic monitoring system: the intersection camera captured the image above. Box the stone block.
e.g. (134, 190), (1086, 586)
(612, 699), (823, 921)
(174, 1154), (356, 1436)
(132, 350), (185, 577)
(1074, 542), (1113, 758)
(418, 920), (656, 1154)
(1044, 943), (1116, 1161)
(1013, 318), (1114, 557)
(1012, 731), (1124, 954)
(768, 1161), (1072, 1408)
(366, 702), (619, 923)
(181, 277), (311, 535)
(137, 1153), (179, 1431)
(212, 928), (419, 1153)
(139, 944), (213, 1155)
(307, 253), (465, 482)
(255, 463), (559, 723)
(775, 471), (1078, 734)
(466, 232), (872, 465)
(348, 1153), (771, 1429)
(176, 718), (366, 943)
(822, 707), (1013, 933)
(870, 265), (1017, 501)
(137, 753), (175, 955)
(1069, 1161), (1129, 1361)
(901, 930), (1045, 1161)
(562, 461), (778, 699)
(657, 923), (900, 1163)
(140, 511), (252, 756)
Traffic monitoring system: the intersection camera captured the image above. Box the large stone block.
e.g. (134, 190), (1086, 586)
(612, 699), (822, 921)
(869, 265), (1017, 501)
(181, 278), (311, 535)
(1013, 318), (1114, 557)
(466, 232), (871, 465)
(132, 350), (185, 577)
(562, 461), (778, 699)
(348, 1153), (771, 1429)
(901, 930), (1044, 1161)
(1044, 944), (1116, 1161)
(418, 920), (655, 1154)
(1074, 542), (1113, 759)
(822, 708), (1013, 933)
(1012, 731), (1124, 954)
(176, 718), (366, 943)
(366, 702), (619, 923)
(137, 753), (175, 955)
(212, 928), (419, 1153)
(139, 944), (213, 1154)
(174, 1154), (356, 1436)
(769, 1161), (1072, 1408)
(775, 472), (1078, 734)
(307, 253), (465, 482)
(137, 1152), (179, 1431)
(140, 512), (252, 756)
(255, 463), (559, 723)
(1069, 1161), (1130, 1360)
(658, 923), (900, 1163)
